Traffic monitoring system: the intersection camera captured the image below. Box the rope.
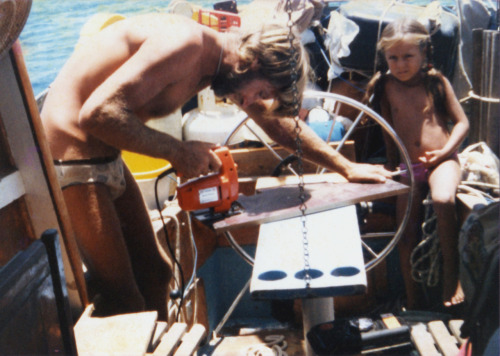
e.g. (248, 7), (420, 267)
(410, 196), (441, 287)
(246, 335), (288, 356)
(459, 90), (500, 104)
(410, 182), (499, 287)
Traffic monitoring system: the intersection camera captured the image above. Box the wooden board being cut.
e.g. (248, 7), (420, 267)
(250, 206), (367, 299)
(213, 179), (408, 232)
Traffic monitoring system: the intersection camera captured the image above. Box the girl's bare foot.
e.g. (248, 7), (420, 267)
(444, 281), (465, 307)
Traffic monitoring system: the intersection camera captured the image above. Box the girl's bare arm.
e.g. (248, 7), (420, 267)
(419, 76), (469, 166)
(441, 76), (470, 154)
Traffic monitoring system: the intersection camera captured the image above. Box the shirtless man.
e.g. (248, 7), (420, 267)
(41, 13), (391, 318)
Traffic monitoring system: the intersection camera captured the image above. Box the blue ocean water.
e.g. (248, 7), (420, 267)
(19, 0), (474, 97)
(19, 0), (252, 96)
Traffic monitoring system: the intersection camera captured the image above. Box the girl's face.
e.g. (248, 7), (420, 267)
(384, 40), (425, 83)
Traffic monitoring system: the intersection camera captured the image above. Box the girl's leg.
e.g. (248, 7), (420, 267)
(428, 158), (464, 306)
(114, 165), (173, 321)
(63, 183), (146, 316)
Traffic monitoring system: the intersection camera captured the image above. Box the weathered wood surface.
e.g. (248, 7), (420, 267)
(151, 323), (187, 356)
(250, 206), (367, 299)
(213, 179), (408, 232)
(173, 324), (207, 356)
(411, 320), (466, 356)
(448, 319), (466, 346)
(74, 306), (158, 356)
(411, 324), (441, 356)
(428, 320), (460, 356)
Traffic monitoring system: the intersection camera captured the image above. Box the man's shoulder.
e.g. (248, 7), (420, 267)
(125, 13), (203, 48)
(127, 13), (200, 35)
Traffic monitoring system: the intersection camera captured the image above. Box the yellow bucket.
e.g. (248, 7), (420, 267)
(122, 151), (175, 210)
(121, 151), (171, 179)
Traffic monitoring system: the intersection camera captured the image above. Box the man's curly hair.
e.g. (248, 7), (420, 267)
(212, 22), (311, 117)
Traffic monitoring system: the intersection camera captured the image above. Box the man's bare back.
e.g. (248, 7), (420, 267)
(41, 14), (221, 168)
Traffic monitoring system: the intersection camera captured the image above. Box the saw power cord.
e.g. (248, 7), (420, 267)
(178, 212), (199, 325)
(154, 167), (186, 322)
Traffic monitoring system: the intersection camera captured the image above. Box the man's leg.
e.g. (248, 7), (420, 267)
(114, 166), (173, 321)
(63, 183), (145, 316)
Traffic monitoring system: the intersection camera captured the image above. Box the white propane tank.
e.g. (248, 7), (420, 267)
(182, 88), (273, 145)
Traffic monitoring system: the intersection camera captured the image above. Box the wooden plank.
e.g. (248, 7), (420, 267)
(255, 172), (347, 190)
(173, 324), (207, 356)
(213, 179), (408, 232)
(411, 324), (440, 356)
(428, 320), (460, 356)
(152, 323), (188, 356)
(230, 141), (356, 178)
(74, 309), (158, 356)
(149, 321), (168, 352)
(8, 42), (88, 308)
(448, 319), (466, 346)
(250, 206), (366, 299)
(0, 171), (25, 209)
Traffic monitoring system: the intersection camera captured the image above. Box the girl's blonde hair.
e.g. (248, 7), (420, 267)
(376, 18), (431, 64)
(237, 22), (311, 117)
(366, 18), (446, 115)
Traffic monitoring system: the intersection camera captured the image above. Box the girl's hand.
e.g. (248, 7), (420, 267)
(419, 149), (445, 168)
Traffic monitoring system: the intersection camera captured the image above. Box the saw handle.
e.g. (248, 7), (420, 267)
(176, 146), (239, 213)
(176, 146), (224, 179)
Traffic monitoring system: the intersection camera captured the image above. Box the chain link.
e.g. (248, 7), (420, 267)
(285, 0), (310, 288)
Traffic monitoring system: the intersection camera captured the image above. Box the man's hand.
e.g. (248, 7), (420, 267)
(343, 162), (392, 183)
(170, 141), (222, 179)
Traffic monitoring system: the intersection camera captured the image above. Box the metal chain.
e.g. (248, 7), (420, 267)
(285, 0), (310, 288)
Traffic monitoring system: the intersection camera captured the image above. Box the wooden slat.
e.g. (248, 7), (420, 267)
(174, 324), (207, 356)
(448, 319), (466, 346)
(74, 307), (158, 356)
(152, 323), (187, 356)
(213, 180), (408, 232)
(428, 320), (460, 356)
(0, 171), (25, 209)
(411, 324), (440, 356)
(149, 321), (168, 352)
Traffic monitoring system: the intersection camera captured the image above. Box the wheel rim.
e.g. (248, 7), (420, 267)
(223, 90), (414, 272)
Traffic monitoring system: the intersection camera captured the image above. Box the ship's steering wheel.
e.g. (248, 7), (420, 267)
(222, 90), (414, 272)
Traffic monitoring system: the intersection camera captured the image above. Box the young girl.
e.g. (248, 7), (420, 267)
(366, 18), (469, 309)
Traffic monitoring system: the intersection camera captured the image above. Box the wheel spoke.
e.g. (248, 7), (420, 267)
(361, 240), (379, 259)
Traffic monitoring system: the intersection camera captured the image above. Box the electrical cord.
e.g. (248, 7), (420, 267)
(154, 167), (186, 322)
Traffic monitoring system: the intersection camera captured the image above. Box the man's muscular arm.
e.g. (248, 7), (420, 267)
(251, 113), (391, 183)
(78, 33), (221, 178)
